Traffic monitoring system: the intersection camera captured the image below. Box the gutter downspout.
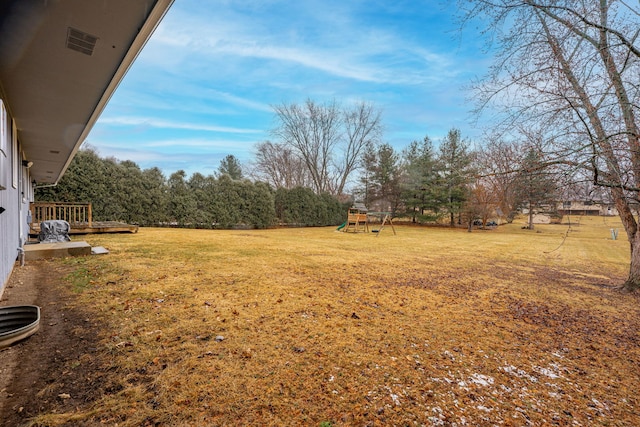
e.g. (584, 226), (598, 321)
(17, 247), (25, 267)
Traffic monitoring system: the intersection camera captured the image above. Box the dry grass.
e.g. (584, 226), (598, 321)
(30, 216), (640, 426)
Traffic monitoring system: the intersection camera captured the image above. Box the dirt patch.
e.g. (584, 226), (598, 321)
(0, 260), (104, 427)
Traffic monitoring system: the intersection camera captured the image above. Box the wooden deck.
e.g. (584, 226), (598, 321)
(30, 203), (138, 235)
(30, 221), (138, 235)
(66, 221), (138, 235)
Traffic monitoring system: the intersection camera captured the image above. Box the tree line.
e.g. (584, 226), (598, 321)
(360, 128), (567, 230)
(35, 110), (573, 232)
(254, 104), (566, 230)
(35, 148), (346, 229)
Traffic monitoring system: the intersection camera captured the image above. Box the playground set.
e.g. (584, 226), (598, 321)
(337, 205), (396, 236)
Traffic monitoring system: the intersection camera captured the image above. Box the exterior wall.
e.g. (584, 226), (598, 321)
(0, 97), (30, 296)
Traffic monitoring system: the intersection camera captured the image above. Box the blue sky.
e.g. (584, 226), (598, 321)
(88, 0), (491, 178)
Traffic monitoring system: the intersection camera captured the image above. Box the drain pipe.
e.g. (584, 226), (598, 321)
(17, 247), (25, 267)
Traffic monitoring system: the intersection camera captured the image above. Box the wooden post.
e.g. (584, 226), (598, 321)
(375, 214), (396, 237)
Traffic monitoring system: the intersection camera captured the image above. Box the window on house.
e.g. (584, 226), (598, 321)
(22, 152), (30, 202)
(563, 201), (571, 209)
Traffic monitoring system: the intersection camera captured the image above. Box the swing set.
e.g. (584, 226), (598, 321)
(337, 206), (396, 236)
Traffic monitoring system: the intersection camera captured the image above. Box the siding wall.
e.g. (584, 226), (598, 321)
(0, 97), (29, 296)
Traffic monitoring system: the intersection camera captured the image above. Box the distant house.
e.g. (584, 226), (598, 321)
(556, 200), (618, 217)
(0, 1), (174, 293)
(525, 200), (619, 224)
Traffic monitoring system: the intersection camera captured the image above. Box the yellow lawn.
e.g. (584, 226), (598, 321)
(33, 216), (640, 426)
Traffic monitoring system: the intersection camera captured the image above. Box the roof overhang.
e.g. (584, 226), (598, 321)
(0, 0), (174, 184)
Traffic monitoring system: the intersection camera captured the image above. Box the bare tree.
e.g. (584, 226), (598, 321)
(271, 99), (382, 196)
(251, 141), (311, 189)
(463, 0), (640, 291)
(338, 101), (383, 195)
(476, 136), (524, 222)
(462, 181), (499, 231)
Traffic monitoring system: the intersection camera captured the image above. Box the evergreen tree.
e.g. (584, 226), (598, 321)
(214, 174), (245, 228)
(513, 149), (558, 230)
(168, 170), (198, 227)
(139, 167), (169, 226)
(112, 160), (143, 223)
(437, 128), (475, 227)
(36, 148), (113, 220)
(35, 147), (339, 230)
(277, 187), (317, 226)
(357, 143), (377, 208)
(218, 155), (243, 180)
(188, 172), (215, 228)
(274, 187), (345, 226)
(244, 181), (276, 229)
(400, 136), (442, 223)
(371, 143), (402, 214)
(358, 143), (402, 213)
(320, 192), (348, 225)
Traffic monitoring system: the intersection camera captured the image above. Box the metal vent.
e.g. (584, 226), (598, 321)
(66, 27), (98, 56)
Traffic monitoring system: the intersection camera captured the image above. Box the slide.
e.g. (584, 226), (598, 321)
(336, 221), (346, 231)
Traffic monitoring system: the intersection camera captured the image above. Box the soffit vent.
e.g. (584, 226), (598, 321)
(66, 27), (98, 56)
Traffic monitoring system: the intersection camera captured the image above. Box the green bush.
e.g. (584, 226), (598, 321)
(275, 187), (346, 226)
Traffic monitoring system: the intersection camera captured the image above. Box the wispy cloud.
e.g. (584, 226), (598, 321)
(89, 136), (259, 176)
(91, 0), (491, 177)
(205, 90), (272, 113)
(144, 137), (256, 151)
(98, 117), (262, 134)
(151, 2), (455, 86)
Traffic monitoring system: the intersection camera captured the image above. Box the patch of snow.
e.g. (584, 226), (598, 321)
(469, 373), (494, 386)
(390, 393), (401, 406)
(428, 416), (445, 426)
(534, 366), (561, 379)
(591, 398), (609, 410)
(501, 365), (537, 382)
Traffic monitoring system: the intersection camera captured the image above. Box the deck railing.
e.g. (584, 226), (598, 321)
(30, 202), (92, 228)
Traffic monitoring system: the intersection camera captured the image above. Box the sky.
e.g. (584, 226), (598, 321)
(87, 0), (492, 178)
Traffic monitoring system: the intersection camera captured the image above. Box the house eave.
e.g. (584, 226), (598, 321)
(0, 0), (174, 185)
(55, 0), (174, 185)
